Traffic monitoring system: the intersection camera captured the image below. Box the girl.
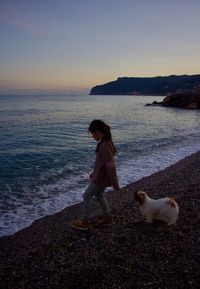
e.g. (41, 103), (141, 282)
(70, 119), (120, 230)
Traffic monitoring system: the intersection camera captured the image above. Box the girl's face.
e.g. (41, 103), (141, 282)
(91, 130), (104, 141)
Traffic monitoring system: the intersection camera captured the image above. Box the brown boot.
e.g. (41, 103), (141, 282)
(97, 215), (115, 226)
(70, 219), (89, 231)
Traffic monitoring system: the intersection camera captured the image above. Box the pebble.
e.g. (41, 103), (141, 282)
(1, 152), (200, 289)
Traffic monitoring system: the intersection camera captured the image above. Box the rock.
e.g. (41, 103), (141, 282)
(145, 101), (163, 106)
(186, 102), (198, 109)
(163, 92), (200, 109)
(147, 91), (200, 109)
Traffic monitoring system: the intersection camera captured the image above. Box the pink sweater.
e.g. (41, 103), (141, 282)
(90, 140), (119, 190)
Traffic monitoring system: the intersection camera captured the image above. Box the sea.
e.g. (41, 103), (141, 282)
(0, 94), (200, 237)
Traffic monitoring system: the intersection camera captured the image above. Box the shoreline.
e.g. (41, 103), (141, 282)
(1, 151), (200, 288)
(1, 145), (199, 239)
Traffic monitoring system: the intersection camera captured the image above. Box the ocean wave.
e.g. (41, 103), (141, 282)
(1, 94), (200, 237)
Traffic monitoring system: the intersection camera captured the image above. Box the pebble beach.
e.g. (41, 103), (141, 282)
(0, 151), (200, 289)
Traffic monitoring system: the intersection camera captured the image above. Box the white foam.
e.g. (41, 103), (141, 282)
(0, 172), (88, 237)
(1, 140), (200, 237)
(118, 143), (200, 187)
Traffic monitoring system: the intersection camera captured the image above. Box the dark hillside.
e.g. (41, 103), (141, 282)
(90, 74), (200, 95)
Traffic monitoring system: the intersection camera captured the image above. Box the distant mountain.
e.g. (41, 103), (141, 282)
(90, 74), (200, 95)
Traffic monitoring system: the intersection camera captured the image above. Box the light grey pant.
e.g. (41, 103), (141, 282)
(83, 182), (110, 221)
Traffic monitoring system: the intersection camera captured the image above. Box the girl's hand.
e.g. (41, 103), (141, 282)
(89, 172), (94, 179)
(114, 185), (120, 192)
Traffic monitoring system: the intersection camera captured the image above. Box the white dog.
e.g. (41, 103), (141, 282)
(134, 191), (179, 225)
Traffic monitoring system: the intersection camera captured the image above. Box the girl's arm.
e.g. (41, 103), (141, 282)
(100, 142), (120, 191)
(105, 161), (120, 191)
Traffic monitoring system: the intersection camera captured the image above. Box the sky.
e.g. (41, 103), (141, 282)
(0, 0), (200, 94)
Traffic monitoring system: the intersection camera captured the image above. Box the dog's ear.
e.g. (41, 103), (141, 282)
(134, 190), (139, 199)
(135, 191), (147, 205)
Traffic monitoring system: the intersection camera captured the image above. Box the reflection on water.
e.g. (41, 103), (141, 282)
(0, 94), (200, 236)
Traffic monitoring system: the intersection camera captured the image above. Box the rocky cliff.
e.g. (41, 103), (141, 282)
(146, 91), (200, 109)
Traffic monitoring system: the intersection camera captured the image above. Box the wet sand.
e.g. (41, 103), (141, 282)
(1, 151), (200, 289)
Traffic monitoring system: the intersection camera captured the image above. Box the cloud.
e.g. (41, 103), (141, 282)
(0, 79), (20, 89)
(0, 1), (52, 37)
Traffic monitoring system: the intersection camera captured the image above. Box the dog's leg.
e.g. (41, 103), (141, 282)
(167, 220), (176, 226)
(167, 215), (178, 226)
(146, 214), (153, 223)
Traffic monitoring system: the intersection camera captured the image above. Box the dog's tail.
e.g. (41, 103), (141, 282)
(166, 197), (177, 208)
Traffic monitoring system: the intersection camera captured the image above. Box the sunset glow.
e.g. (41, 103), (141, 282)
(1, 0), (200, 94)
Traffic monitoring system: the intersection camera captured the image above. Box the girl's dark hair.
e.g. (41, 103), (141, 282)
(88, 119), (117, 154)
